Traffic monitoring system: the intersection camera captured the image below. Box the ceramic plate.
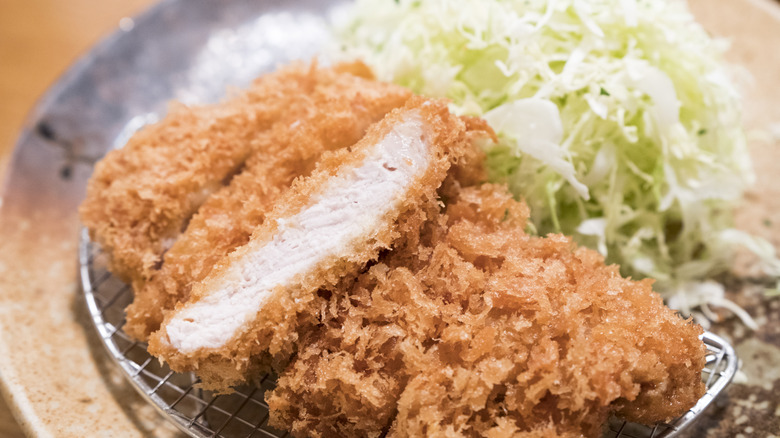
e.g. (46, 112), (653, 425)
(1, 0), (778, 436)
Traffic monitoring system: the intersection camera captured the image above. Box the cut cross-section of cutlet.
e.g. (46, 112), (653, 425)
(148, 97), (477, 391)
(266, 184), (706, 438)
(122, 70), (410, 341)
(80, 63), (379, 284)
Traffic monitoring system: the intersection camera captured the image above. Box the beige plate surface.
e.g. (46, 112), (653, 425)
(0, 0), (779, 436)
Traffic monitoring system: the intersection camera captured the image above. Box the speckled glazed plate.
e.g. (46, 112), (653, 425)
(1, 0), (779, 436)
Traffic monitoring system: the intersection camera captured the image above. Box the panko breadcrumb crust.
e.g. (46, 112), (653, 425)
(80, 62), (408, 287)
(122, 64), (411, 340)
(148, 97), (490, 391)
(79, 63), (706, 436)
(267, 184), (706, 438)
(81, 63), (329, 284)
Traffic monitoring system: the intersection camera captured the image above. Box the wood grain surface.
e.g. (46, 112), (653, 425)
(0, 0), (156, 185)
(0, 2), (156, 434)
(0, 396), (23, 438)
(0, 0), (777, 437)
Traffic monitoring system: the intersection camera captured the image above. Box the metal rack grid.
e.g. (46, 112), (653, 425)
(79, 229), (738, 438)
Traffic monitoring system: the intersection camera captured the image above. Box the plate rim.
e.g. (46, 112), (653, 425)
(1, 0), (779, 436)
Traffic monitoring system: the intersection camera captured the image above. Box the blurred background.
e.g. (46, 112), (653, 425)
(0, 2), (155, 434)
(0, 0), (777, 437)
(0, 0), (155, 184)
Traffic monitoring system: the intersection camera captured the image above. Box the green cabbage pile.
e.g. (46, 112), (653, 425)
(333, 0), (780, 326)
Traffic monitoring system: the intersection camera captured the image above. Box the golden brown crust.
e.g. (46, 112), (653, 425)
(147, 97), (478, 391)
(80, 62), (390, 284)
(81, 64), (705, 432)
(267, 184), (706, 438)
(123, 70), (411, 340)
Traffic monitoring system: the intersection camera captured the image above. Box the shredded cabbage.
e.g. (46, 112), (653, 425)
(333, 0), (780, 325)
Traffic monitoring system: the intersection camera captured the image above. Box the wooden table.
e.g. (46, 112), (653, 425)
(0, 2), (157, 434)
(0, 0), (156, 184)
(0, 0), (778, 437)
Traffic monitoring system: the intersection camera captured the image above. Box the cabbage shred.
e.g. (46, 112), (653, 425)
(334, 0), (780, 325)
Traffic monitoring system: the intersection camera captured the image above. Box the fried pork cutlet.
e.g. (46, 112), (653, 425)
(123, 71), (410, 341)
(80, 63), (380, 284)
(267, 184), (707, 438)
(148, 97), (479, 391)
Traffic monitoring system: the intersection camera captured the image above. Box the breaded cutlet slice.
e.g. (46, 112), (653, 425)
(148, 97), (478, 391)
(123, 73), (410, 340)
(80, 63), (378, 283)
(267, 184), (706, 438)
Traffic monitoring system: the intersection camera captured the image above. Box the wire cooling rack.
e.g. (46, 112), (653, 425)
(79, 229), (738, 438)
